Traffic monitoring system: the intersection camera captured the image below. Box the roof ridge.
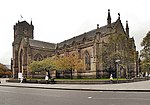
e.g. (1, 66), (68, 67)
(29, 38), (56, 45)
(58, 21), (117, 47)
(29, 38), (56, 49)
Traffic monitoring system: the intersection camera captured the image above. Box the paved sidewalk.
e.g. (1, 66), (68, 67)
(0, 79), (150, 92)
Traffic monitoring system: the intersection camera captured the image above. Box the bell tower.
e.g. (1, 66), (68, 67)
(12, 20), (34, 78)
(13, 20), (34, 42)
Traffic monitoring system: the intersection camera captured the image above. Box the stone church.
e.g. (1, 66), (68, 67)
(12, 10), (139, 78)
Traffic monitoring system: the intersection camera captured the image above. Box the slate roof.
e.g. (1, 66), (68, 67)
(29, 39), (56, 49)
(28, 20), (119, 49)
(58, 21), (117, 48)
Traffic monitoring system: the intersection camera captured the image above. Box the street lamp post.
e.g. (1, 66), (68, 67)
(115, 60), (120, 83)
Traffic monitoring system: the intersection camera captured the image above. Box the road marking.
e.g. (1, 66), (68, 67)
(88, 96), (92, 99)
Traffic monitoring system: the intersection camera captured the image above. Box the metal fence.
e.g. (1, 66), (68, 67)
(30, 69), (135, 79)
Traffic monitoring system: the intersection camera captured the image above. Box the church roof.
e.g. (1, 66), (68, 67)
(58, 21), (117, 48)
(29, 39), (56, 49)
(27, 18), (123, 49)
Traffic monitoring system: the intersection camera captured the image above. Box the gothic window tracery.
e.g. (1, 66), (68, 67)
(34, 53), (43, 61)
(84, 50), (91, 70)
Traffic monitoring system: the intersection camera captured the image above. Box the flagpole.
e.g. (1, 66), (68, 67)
(20, 15), (23, 21)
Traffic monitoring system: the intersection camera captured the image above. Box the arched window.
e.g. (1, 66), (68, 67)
(82, 37), (86, 43)
(19, 49), (23, 73)
(77, 49), (81, 58)
(34, 53), (43, 61)
(72, 41), (75, 46)
(85, 51), (91, 70)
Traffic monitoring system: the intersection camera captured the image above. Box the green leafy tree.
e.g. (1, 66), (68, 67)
(28, 61), (41, 72)
(29, 58), (56, 78)
(100, 34), (135, 77)
(140, 31), (150, 73)
(40, 58), (56, 78)
(102, 34), (125, 69)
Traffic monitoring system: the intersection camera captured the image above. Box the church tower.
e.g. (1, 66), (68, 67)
(12, 20), (34, 78)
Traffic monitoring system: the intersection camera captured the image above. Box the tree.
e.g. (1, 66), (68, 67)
(28, 58), (56, 78)
(40, 58), (56, 78)
(101, 34), (125, 68)
(100, 34), (135, 78)
(140, 31), (150, 73)
(54, 54), (84, 79)
(0, 63), (12, 77)
(28, 61), (41, 73)
(29, 54), (84, 79)
(0, 63), (8, 71)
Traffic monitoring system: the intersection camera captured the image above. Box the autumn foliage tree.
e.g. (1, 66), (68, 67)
(0, 63), (12, 77)
(29, 54), (84, 79)
(54, 54), (84, 79)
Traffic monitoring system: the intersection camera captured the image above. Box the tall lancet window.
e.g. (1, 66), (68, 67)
(19, 49), (23, 73)
(85, 50), (91, 70)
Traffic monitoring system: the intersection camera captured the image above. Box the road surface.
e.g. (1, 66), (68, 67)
(0, 86), (149, 105)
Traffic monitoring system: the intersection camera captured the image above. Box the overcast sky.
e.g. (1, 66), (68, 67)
(0, 0), (150, 65)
